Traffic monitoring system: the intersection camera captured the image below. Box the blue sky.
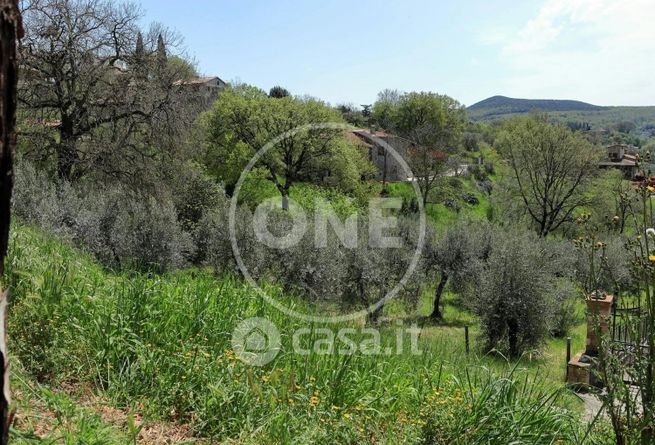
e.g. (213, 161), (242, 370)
(138, 0), (655, 107)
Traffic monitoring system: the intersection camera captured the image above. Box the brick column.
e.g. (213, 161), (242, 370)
(585, 293), (614, 356)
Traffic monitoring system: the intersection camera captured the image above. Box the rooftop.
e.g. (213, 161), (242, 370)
(173, 76), (224, 86)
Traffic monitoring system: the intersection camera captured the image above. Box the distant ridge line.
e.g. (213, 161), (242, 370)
(468, 95), (606, 114)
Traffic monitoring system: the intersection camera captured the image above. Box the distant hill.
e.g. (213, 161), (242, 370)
(468, 95), (606, 120)
(467, 96), (655, 135)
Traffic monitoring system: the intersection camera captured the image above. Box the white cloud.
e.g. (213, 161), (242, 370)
(492, 0), (655, 105)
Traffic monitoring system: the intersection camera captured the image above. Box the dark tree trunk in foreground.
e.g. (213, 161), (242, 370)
(0, 0), (22, 441)
(430, 273), (448, 321)
(507, 318), (519, 358)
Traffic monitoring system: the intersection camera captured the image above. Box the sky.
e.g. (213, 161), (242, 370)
(137, 0), (655, 107)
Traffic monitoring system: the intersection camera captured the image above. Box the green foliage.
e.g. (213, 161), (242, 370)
(420, 366), (595, 444)
(496, 116), (602, 237)
(167, 55), (198, 79)
(468, 228), (574, 357)
(12, 159), (195, 271)
(469, 95), (655, 136)
(201, 84), (371, 201)
(269, 85), (291, 98)
(372, 90), (467, 206)
(6, 224), (602, 443)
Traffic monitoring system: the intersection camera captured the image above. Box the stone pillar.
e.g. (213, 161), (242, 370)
(567, 293), (614, 388)
(585, 293), (614, 356)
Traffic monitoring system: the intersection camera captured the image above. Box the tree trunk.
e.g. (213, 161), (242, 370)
(507, 318), (519, 358)
(281, 190), (289, 211)
(56, 119), (78, 181)
(367, 304), (383, 325)
(430, 273), (448, 320)
(0, 1), (22, 441)
(56, 142), (77, 181)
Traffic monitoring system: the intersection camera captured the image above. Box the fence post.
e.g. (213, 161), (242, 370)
(464, 325), (469, 355)
(565, 337), (571, 380)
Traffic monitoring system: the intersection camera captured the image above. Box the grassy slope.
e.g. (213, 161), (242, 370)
(5, 224), (608, 444)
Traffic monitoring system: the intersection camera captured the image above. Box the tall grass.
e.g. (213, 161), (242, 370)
(7, 224), (609, 443)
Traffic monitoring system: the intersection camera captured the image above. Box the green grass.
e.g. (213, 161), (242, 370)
(5, 224), (610, 443)
(386, 176), (492, 231)
(235, 163), (494, 230)
(236, 173), (363, 218)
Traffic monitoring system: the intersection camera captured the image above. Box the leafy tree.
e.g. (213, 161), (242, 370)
(371, 89), (400, 130)
(337, 103), (366, 127)
(269, 85), (290, 98)
(587, 169), (634, 234)
(202, 85), (369, 209)
(615, 120), (636, 134)
(497, 117), (601, 237)
(167, 55), (197, 79)
(339, 215), (420, 324)
(462, 132), (481, 151)
(374, 91), (466, 206)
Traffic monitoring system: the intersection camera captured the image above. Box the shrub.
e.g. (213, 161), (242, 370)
(12, 159), (194, 271)
(447, 176), (462, 189)
(549, 279), (579, 337)
(170, 165), (226, 233)
(400, 195), (419, 215)
(469, 164), (488, 181)
(443, 198), (460, 212)
(462, 192), (479, 205)
(573, 234), (633, 296)
(476, 179), (493, 195)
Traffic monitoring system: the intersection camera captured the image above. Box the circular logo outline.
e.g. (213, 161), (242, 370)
(228, 122), (426, 323)
(231, 317), (281, 366)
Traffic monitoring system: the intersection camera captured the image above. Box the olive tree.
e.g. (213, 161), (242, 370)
(469, 229), (561, 357)
(339, 215), (420, 324)
(423, 222), (492, 321)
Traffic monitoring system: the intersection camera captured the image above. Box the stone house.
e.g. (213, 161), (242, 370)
(174, 76), (227, 105)
(598, 144), (638, 179)
(349, 129), (412, 182)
